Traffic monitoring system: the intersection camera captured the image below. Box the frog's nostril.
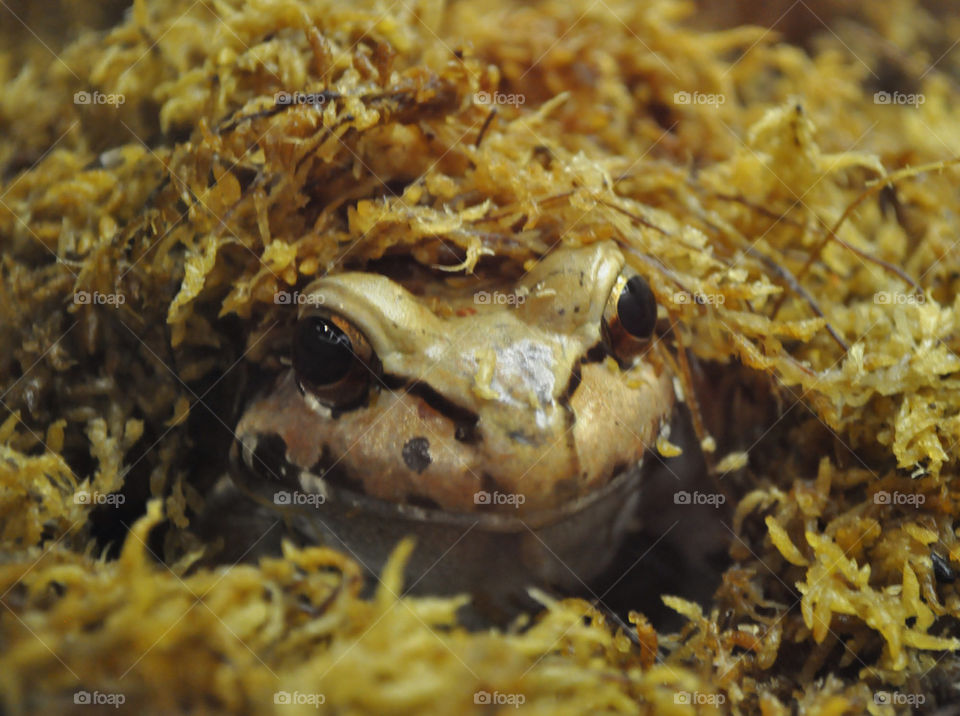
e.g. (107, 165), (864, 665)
(245, 433), (289, 481)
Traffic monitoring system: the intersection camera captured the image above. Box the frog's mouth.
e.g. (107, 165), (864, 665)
(229, 426), (647, 533)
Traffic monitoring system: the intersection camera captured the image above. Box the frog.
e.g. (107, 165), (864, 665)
(229, 240), (676, 614)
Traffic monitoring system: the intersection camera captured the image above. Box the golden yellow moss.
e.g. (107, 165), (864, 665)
(3, 0), (960, 713)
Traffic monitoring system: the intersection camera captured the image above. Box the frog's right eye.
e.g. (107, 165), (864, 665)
(293, 314), (379, 408)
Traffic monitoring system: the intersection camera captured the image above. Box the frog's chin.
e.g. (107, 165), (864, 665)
(229, 444), (646, 604)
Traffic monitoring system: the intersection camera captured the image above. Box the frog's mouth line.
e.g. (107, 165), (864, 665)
(231, 437), (645, 533)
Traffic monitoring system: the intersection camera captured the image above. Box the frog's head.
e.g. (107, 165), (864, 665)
(233, 241), (674, 517)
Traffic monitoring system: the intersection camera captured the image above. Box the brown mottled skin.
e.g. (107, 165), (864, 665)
(236, 242), (674, 515)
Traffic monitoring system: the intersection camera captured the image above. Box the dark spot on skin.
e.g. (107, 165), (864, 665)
(249, 434), (289, 483)
(454, 424), (480, 443)
(402, 437), (432, 473)
(932, 552), (956, 583)
(573, 306), (580, 313)
(558, 308), (565, 315)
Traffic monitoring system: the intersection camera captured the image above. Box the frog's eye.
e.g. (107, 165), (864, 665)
(614, 274), (657, 340)
(293, 314), (378, 408)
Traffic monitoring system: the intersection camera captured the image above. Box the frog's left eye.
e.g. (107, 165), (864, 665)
(293, 314), (378, 408)
(614, 274), (657, 340)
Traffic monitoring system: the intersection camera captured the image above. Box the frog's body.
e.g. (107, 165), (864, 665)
(230, 241), (675, 612)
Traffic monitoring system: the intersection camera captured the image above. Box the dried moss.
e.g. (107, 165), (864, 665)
(3, 0), (960, 713)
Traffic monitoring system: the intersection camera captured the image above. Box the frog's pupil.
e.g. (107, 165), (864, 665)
(294, 317), (353, 385)
(617, 275), (657, 339)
